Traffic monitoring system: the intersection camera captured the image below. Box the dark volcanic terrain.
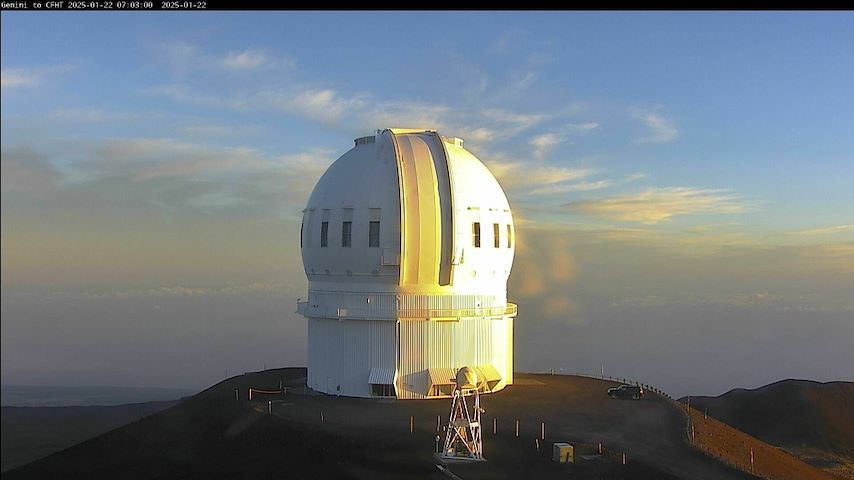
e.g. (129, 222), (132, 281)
(2, 400), (178, 472)
(682, 379), (854, 478)
(3, 368), (825, 479)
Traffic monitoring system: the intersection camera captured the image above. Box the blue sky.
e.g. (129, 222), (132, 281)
(2, 12), (852, 396)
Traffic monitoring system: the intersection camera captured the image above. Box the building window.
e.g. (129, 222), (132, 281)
(472, 222), (481, 248)
(493, 223), (500, 248)
(320, 221), (328, 247)
(369, 221), (380, 247)
(371, 384), (395, 397)
(433, 384), (454, 396)
(507, 224), (512, 248)
(342, 221), (352, 247)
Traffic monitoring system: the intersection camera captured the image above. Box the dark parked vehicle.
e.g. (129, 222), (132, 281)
(607, 384), (644, 399)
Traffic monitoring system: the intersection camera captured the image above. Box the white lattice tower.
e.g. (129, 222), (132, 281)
(441, 368), (484, 462)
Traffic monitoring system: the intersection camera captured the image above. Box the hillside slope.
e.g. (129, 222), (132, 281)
(1, 401), (177, 472)
(682, 379), (854, 478)
(684, 380), (854, 454)
(2, 369), (807, 479)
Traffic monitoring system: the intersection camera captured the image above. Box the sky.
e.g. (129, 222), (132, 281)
(1, 12), (852, 398)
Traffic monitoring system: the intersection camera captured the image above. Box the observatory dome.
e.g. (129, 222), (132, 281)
(297, 128), (517, 399)
(301, 129), (514, 292)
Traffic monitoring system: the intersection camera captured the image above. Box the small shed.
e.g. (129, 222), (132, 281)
(552, 442), (574, 463)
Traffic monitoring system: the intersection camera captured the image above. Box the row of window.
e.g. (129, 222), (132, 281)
(302, 220), (512, 249)
(472, 222), (513, 249)
(302, 221), (381, 248)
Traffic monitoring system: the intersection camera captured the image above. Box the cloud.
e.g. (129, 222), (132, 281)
(78, 282), (290, 299)
(528, 123), (599, 160)
(531, 179), (613, 195)
(481, 108), (548, 136)
(158, 43), (288, 76)
(87, 138), (269, 181)
(272, 91), (549, 143)
(48, 107), (139, 123)
(610, 292), (854, 312)
(565, 187), (747, 224)
(181, 123), (261, 137)
(0, 146), (60, 193)
(1, 68), (41, 88)
(1, 65), (73, 89)
(259, 88), (369, 126)
(791, 225), (854, 236)
(360, 100), (451, 131)
(630, 107), (679, 143)
(456, 127), (495, 143)
(529, 132), (566, 159)
(489, 28), (530, 55)
(485, 157), (593, 193)
(143, 83), (246, 110)
(2, 137), (334, 220)
(146, 62), (553, 144)
(219, 49), (269, 70)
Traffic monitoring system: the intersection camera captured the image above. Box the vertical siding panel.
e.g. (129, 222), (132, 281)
(305, 291), (512, 399)
(307, 317), (396, 398)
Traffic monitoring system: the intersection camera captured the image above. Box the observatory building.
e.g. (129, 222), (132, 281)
(297, 128), (517, 399)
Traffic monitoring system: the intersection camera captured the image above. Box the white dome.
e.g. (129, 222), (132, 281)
(298, 128), (517, 400)
(300, 128), (515, 295)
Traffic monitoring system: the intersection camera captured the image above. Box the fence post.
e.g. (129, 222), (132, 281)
(750, 448), (754, 474)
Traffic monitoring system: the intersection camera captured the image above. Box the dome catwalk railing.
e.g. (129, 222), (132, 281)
(296, 301), (517, 321)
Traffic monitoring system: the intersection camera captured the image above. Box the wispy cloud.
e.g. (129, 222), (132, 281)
(0, 146), (60, 193)
(791, 224), (854, 236)
(181, 123), (261, 138)
(159, 43), (287, 76)
(630, 107), (679, 143)
(1, 65), (73, 89)
(291, 89), (369, 124)
(566, 187), (747, 224)
(485, 155), (594, 194)
(47, 107), (138, 123)
(264, 88), (551, 143)
(455, 127), (495, 143)
(145, 43), (558, 144)
(1, 68), (41, 88)
(527, 122), (599, 160)
(2, 137), (335, 219)
(531, 179), (613, 195)
(529, 132), (566, 159)
(489, 27), (530, 55)
(80, 282), (290, 299)
(219, 49), (270, 70)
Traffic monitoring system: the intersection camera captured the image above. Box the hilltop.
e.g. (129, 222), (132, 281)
(5, 369), (832, 480)
(681, 379), (854, 478)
